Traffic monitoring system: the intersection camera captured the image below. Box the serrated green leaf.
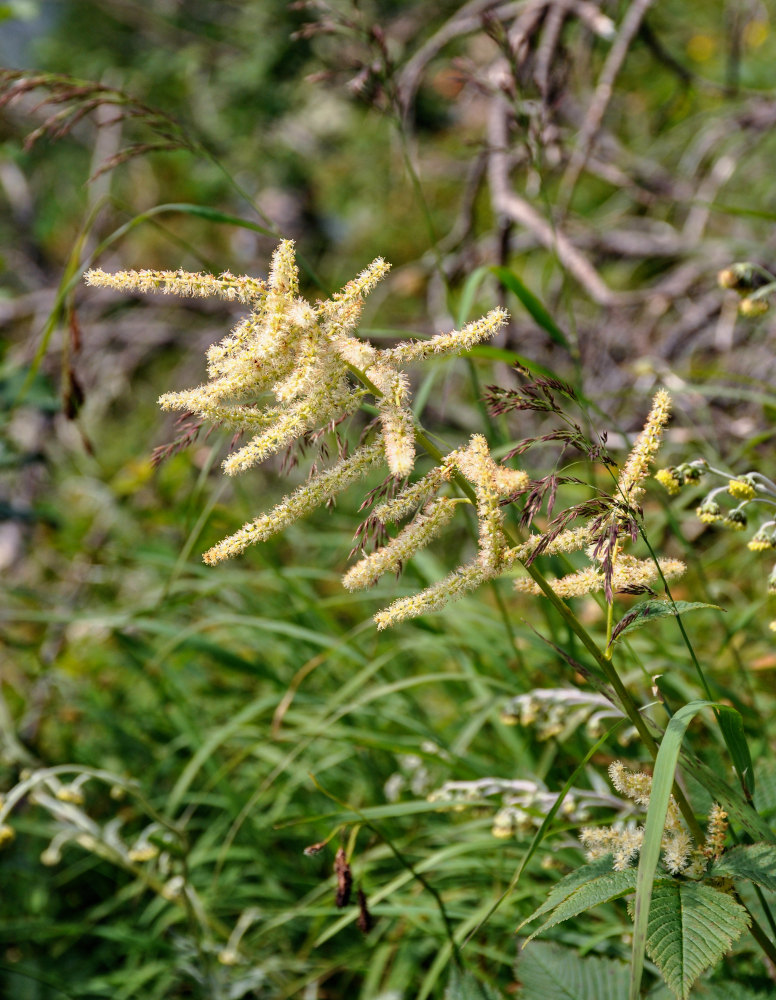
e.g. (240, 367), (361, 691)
(644, 882), (750, 999)
(445, 966), (503, 1000)
(517, 857), (614, 930)
(521, 865), (646, 944)
(515, 941), (629, 1000)
(610, 601), (722, 646)
(710, 843), (776, 890)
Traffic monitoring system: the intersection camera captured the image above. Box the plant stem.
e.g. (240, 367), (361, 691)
(345, 364), (706, 843)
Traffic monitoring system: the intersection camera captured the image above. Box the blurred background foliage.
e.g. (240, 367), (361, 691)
(2, 0), (776, 997)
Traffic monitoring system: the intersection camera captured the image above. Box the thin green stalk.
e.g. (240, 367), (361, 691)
(744, 906), (776, 967)
(489, 578), (530, 683)
(310, 775), (464, 970)
(345, 359), (704, 841)
(605, 598), (615, 659)
(639, 525), (757, 799)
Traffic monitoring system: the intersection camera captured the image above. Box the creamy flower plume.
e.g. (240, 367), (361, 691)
(617, 388), (672, 507)
(344, 498), (458, 591)
(87, 242), (510, 565)
(370, 364), (416, 477)
(372, 434), (528, 628)
(580, 761), (712, 877)
(513, 553), (685, 597)
(88, 246), (682, 631)
(384, 309), (509, 365)
(203, 439), (386, 564)
(510, 388), (683, 605)
(374, 464), (452, 523)
(85, 267), (267, 304)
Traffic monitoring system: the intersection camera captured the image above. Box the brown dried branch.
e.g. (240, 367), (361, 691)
(557, 0), (656, 214)
(487, 86), (633, 306)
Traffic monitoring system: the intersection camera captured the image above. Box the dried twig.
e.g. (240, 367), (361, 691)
(557, 0), (656, 214)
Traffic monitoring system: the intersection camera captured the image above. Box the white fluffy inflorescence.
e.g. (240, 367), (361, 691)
(88, 246), (681, 631)
(579, 761), (724, 877)
(511, 389), (685, 601)
(86, 243), (513, 592)
(369, 434), (529, 629)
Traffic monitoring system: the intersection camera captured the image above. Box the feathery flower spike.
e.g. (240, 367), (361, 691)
(87, 244), (511, 569)
(617, 388), (672, 508)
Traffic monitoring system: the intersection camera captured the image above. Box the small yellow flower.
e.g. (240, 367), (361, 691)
(728, 477), (756, 501)
(55, 785), (85, 806)
(723, 510), (747, 531)
(717, 263), (758, 292)
(0, 824), (15, 848)
(655, 468), (682, 495)
(696, 499), (723, 524)
(748, 525), (776, 552)
(740, 297), (769, 317)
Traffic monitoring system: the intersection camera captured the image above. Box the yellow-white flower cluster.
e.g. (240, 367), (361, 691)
(512, 389), (685, 601)
(656, 455), (776, 632)
(513, 551), (686, 598)
(369, 434), (529, 628)
(86, 242), (510, 575)
(428, 777), (620, 840)
(88, 248), (686, 629)
(500, 687), (635, 744)
(579, 761), (725, 876)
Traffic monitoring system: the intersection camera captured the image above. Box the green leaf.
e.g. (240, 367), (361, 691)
(716, 709), (755, 797)
(643, 881), (750, 1000)
(631, 700), (718, 1000)
(455, 265), (491, 327)
(489, 266), (572, 350)
(753, 757), (776, 819)
(610, 601), (723, 646)
(445, 966), (503, 1000)
(520, 863), (645, 944)
(517, 857), (614, 929)
(154, 202), (276, 237)
(696, 984), (774, 999)
(710, 844), (776, 890)
(683, 754), (775, 843)
(515, 941), (629, 1000)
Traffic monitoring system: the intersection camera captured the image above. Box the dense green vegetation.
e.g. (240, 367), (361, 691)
(2, 2), (776, 998)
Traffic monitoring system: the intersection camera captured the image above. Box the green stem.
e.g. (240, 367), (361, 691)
(605, 598), (615, 659)
(745, 907), (776, 968)
(310, 774), (464, 969)
(345, 364), (705, 843)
